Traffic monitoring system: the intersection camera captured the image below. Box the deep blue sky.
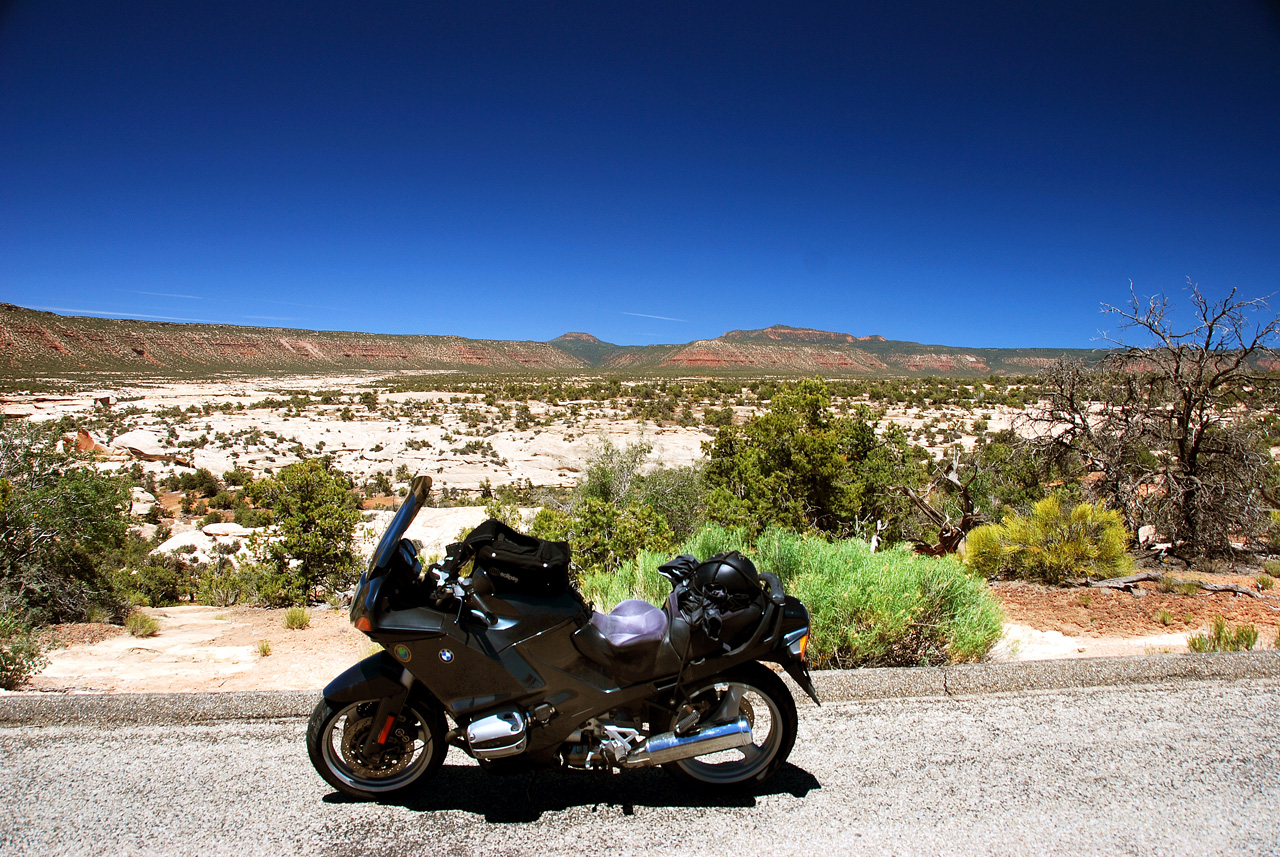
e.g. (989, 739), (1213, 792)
(2, 2), (1278, 348)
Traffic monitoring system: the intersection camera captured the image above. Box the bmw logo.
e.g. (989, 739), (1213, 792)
(393, 644), (411, 662)
(439, 648), (454, 663)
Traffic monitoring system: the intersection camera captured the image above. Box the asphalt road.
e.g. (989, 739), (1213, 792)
(3, 669), (1278, 857)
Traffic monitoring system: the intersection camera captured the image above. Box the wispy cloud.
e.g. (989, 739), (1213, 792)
(31, 306), (218, 323)
(242, 315), (296, 321)
(621, 311), (687, 322)
(260, 298), (332, 310)
(119, 289), (207, 300)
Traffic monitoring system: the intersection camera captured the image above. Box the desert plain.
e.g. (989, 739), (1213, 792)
(3, 370), (1277, 695)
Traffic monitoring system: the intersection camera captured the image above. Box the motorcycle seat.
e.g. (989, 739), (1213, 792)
(572, 599), (675, 681)
(590, 599), (667, 647)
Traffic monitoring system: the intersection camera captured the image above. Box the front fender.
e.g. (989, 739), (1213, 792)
(323, 652), (408, 704)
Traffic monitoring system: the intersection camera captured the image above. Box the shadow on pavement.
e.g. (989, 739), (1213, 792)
(322, 761), (820, 822)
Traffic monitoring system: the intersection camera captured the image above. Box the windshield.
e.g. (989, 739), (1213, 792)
(367, 474), (432, 573)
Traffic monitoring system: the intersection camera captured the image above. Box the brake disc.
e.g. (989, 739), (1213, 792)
(338, 715), (412, 779)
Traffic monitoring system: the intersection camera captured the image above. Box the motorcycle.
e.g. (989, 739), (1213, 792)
(307, 475), (818, 800)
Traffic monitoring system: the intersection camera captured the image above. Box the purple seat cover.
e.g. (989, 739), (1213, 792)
(589, 599), (668, 648)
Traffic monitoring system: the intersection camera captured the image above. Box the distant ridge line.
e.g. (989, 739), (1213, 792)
(0, 303), (1099, 378)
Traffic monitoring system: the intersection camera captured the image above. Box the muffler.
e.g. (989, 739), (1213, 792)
(621, 717), (752, 768)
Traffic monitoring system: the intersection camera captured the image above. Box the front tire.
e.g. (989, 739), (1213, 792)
(307, 697), (446, 800)
(664, 661), (798, 790)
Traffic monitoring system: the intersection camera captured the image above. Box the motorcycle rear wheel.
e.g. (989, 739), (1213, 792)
(307, 697), (446, 800)
(663, 661), (797, 790)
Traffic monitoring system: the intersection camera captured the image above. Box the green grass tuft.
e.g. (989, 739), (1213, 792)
(1187, 615), (1258, 653)
(283, 606), (311, 630)
(125, 611), (160, 638)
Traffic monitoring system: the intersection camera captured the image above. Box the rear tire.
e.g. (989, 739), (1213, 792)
(307, 697), (446, 800)
(663, 661), (797, 790)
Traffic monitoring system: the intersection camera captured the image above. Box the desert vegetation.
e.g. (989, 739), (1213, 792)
(3, 285), (1279, 684)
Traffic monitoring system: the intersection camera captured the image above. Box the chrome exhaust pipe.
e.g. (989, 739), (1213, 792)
(621, 717), (752, 768)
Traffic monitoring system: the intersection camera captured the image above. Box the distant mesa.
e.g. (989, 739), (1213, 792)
(551, 332), (606, 343)
(718, 324), (885, 344)
(0, 303), (1098, 378)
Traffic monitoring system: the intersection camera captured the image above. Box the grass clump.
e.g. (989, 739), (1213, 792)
(283, 606), (311, 630)
(1257, 573), (1274, 591)
(255, 639), (271, 657)
(124, 610), (159, 638)
(581, 524), (1004, 668)
(1187, 616), (1258, 653)
(1154, 608), (1173, 626)
(0, 611), (48, 690)
(964, 496), (1130, 585)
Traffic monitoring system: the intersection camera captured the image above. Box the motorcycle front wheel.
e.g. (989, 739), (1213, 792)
(307, 697), (446, 800)
(664, 661), (798, 790)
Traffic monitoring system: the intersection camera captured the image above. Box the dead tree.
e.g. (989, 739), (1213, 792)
(1028, 280), (1280, 558)
(900, 458), (984, 556)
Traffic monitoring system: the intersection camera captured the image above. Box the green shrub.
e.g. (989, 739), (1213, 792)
(178, 468), (220, 498)
(1187, 616), (1258, 653)
(581, 524), (1004, 668)
(197, 567), (247, 607)
(283, 606), (311, 630)
(1264, 558), (1280, 577)
(702, 380), (926, 539)
(0, 611), (48, 690)
(0, 421), (131, 623)
(245, 460), (360, 599)
(233, 505), (272, 528)
(238, 562), (309, 607)
(964, 496), (1130, 584)
(1258, 573), (1274, 591)
(109, 553), (197, 607)
(125, 610), (160, 638)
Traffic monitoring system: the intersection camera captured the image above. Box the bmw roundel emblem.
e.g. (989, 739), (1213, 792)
(393, 644), (411, 662)
(439, 648), (454, 663)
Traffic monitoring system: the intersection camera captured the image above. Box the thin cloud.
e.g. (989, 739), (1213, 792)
(260, 298), (333, 310)
(621, 311), (688, 322)
(242, 315), (296, 321)
(120, 289), (207, 300)
(30, 306), (218, 323)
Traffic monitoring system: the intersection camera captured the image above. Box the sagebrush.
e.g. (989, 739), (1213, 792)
(965, 496), (1130, 584)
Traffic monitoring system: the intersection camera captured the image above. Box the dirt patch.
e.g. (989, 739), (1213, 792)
(992, 579), (1280, 639)
(30, 605), (369, 694)
(43, 623), (126, 648)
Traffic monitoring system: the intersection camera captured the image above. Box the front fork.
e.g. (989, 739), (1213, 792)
(360, 667), (415, 757)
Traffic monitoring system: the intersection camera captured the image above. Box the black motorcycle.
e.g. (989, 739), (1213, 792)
(307, 475), (818, 799)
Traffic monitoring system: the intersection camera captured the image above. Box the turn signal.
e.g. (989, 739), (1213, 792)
(355, 617), (372, 632)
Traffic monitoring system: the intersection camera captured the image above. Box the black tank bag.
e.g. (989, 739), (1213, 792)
(445, 518), (572, 597)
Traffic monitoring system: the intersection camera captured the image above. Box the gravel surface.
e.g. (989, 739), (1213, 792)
(3, 674), (1278, 856)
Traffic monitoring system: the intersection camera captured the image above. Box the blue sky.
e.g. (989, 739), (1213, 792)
(2, 2), (1277, 348)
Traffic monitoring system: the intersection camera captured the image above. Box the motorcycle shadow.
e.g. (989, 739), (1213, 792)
(322, 761), (821, 822)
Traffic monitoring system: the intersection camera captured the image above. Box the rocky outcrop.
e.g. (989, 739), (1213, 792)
(720, 324), (881, 344)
